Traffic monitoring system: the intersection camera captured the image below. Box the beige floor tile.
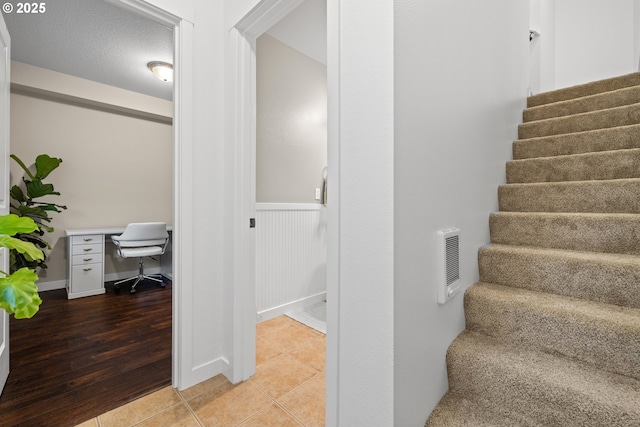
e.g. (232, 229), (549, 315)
(256, 336), (284, 366)
(251, 354), (318, 399)
(74, 418), (98, 427)
(237, 403), (303, 427)
(179, 373), (230, 401)
(256, 316), (293, 338)
(278, 374), (325, 427)
(134, 403), (200, 427)
(289, 335), (325, 372)
(93, 316), (326, 427)
(98, 386), (182, 427)
(262, 322), (319, 353)
(187, 380), (271, 426)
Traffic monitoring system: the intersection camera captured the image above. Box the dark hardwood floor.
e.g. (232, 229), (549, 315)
(0, 279), (172, 427)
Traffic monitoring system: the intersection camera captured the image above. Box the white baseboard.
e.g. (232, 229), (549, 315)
(256, 292), (326, 323)
(179, 357), (230, 391)
(37, 279), (67, 292)
(35, 267), (170, 293)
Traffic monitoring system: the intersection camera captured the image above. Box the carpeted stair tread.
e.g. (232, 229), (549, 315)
(447, 331), (640, 427)
(498, 178), (640, 213)
(524, 84), (640, 122)
(489, 212), (640, 254)
(465, 282), (640, 381)
(478, 244), (640, 308)
(506, 148), (640, 183)
(518, 102), (640, 140)
(513, 124), (640, 160)
(425, 392), (538, 427)
(527, 72), (640, 107)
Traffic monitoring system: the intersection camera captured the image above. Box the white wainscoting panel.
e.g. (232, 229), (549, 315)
(256, 204), (327, 319)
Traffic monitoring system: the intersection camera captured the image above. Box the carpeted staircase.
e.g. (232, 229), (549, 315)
(425, 73), (640, 426)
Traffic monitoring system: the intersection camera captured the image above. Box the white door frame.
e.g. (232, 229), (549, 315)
(0, 9), (10, 395)
(110, 0), (194, 390)
(231, 3), (341, 425)
(229, 0), (308, 384)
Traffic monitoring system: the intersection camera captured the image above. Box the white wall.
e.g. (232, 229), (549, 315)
(394, 1), (529, 426)
(266, 0), (327, 65)
(326, 1), (395, 425)
(256, 33), (327, 204)
(546, 0), (638, 90)
(529, 0), (556, 93)
(186, 0), (226, 385)
(255, 204), (326, 319)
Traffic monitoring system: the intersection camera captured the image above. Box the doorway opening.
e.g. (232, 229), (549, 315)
(0, 0), (192, 423)
(254, 0), (328, 333)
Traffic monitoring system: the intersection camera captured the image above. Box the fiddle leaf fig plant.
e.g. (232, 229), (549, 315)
(10, 153), (67, 271)
(0, 214), (44, 319)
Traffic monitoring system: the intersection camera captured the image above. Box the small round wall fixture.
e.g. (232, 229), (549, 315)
(147, 61), (173, 82)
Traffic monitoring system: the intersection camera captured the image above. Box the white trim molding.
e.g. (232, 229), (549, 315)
(256, 203), (324, 211)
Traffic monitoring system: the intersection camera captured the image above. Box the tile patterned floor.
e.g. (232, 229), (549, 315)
(75, 315), (325, 427)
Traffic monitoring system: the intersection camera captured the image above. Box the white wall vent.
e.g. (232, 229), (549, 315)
(437, 228), (461, 304)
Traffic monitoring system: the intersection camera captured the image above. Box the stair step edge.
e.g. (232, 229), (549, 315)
(528, 72), (640, 107)
(489, 211), (640, 255)
(524, 85), (640, 123)
(448, 331), (640, 426)
(518, 102), (640, 140)
(466, 282), (640, 380)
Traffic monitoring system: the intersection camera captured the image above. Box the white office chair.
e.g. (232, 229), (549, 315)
(111, 222), (169, 294)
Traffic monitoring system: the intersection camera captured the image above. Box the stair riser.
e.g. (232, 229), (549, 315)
(528, 72), (640, 107)
(465, 284), (640, 381)
(478, 246), (640, 309)
(447, 334), (640, 427)
(518, 104), (640, 139)
(524, 85), (640, 123)
(513, 125), (640, 160)
(498, 180), (640, 213)
(506, 149), (640, 184)
(489, 213), (640, 254)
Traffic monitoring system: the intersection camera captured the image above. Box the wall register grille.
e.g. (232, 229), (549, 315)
(438, 228), (461, 304)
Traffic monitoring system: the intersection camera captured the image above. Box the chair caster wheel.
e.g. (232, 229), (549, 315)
(114, 284), (121, 292)
(130, 288), (136, 294)
(160, 283), (166, 288)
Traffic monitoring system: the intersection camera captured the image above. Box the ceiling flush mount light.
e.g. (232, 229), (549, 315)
(147, 61), (173, 82)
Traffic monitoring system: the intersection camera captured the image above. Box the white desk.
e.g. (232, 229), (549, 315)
(65, 226), (172, 299)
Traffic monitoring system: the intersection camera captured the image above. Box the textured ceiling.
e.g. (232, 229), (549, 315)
(3, 0), (174, 100)
(2, 0), (326, 103)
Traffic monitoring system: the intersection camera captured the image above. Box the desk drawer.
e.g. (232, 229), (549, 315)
(72, 235), (102, 245)
(72, 244), (102, 256)
(71, 264), (103, 293)
(72, 254), (101, 266)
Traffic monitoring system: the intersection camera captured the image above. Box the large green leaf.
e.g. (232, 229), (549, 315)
(0, 235), (44, 260)
(10, 185), (26, 203)
(0, 267), (42, 318)
(26, 179), (59, 199)
(0, 214), (39, 236)
(35, 154), (63, 180)
(17, 205), (51, 221)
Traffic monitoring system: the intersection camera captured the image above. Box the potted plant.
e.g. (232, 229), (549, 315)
(9, 154), (66, 272)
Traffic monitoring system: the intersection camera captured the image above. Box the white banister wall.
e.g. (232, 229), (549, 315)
(256, 203), (327, 321)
